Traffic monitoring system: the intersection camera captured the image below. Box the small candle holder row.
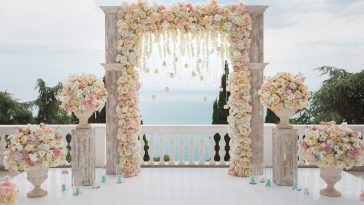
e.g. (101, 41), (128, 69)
(60, 165), (124, 196)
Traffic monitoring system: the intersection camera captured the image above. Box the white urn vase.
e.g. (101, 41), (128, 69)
(26, 165), (49, 198)
(74, 111), (93, 129)
(320, 167), (342, 197)
(273, 108), (296, 129)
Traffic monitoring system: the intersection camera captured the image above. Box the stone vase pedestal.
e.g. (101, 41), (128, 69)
(74, 111), (93, 129)
(320, 167), (342, 197)
(26, 165), (48, 198)
(71, 128), (95, 186)
(274, 108), (296, 129)
(272, 128), (298, 186)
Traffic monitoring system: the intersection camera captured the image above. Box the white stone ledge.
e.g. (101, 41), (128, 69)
(101, 63), (123, 71)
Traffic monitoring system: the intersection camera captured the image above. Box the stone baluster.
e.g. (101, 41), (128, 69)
(209, 133), (216, 165)
(178, 136), (185, 165)
(149, 136), (154, 166)
(199, 135), (205, 165)
(188, 136), (194, 165)
(169, 136), (175, 165)
(219, 133), (226, 165)
(160, 134), (165, 165)
(140, 132), (145, 166)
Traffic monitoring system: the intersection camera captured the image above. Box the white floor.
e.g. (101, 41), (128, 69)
(13, 168), (364, 205)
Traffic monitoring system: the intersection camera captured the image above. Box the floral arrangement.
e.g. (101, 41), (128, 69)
(3, 124), (67, 171)
(227, 69), (253, 177)
(116, 67), (142, 177)
(116, 0), (252, 177)
(56, 74), (108, 113)
(258, 72), (309, 112)
(0, 182), (17, 205)
(299, 122), (364, 169)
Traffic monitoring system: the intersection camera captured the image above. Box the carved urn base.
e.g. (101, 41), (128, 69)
(26, 165), (49, 198)
(320, 167), (342, 197)
(274, 109), (296, 129)
(74, 111), (93, 129)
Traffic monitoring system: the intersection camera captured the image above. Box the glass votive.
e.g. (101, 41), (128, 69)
(115, 164), (123, 184)
(72, 175), (82, 196)
(116, 175), (123, 184)
(61, 170), (69, 192)
(249, 176), (257, 185)
(101, 175), (107, 183)
(292, 180), (298, 191)
(265, 178), (272, 188)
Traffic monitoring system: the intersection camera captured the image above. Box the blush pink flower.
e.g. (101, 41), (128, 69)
(54, 149), (62, 157)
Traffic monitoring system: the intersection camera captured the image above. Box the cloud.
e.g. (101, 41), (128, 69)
(0, 0), (363, 102)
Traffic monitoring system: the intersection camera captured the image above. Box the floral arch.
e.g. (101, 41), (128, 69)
(101, 1), (268, 178)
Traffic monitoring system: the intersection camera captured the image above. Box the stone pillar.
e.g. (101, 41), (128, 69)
(272, 128), (298, 186)
(71, 128), (96, 186)
(248, 63), (268, 175)
(100, 6), (121, 175)
(247, 6), (269, 175)
(247, 6), (268, 63)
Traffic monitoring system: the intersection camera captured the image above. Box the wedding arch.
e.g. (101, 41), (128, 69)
(100, 1), (268, 177)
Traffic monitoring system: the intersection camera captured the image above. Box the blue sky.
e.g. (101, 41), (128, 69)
(0, 0), (363, 102)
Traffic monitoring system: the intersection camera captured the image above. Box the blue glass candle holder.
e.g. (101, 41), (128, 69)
(101, 175), (107, 183)
(265, 178), (271, 187)
(62, 183), (67, 192)
(116, 175), (123, 184)
(249, 176), (257, 185)
(73, 186), (81, 196)
(292, 181), (298, 191)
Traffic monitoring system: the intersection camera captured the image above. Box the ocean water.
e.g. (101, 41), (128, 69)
(140, 89), (220, 161)
(140, 89), (218, 125)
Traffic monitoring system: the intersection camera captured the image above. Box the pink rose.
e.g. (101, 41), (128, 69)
(54, 149), (62, 157)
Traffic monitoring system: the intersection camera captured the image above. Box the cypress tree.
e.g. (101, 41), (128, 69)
(264, 108), (279, 123)
(212, 60), (230, 161)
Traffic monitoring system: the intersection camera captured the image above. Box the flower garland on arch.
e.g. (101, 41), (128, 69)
(116, 0), (252, 177)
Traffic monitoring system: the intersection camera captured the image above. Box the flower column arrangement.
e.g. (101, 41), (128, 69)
(4, 124), (67, 198)
(57, 74), (108, 129)
(299, 122), (364, 197)
(116, 67), (142, 177)
(0, 182), (17, 205)
(259, 72), (309, 129)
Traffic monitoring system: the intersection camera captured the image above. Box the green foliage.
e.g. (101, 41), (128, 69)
(212, 61), (230, 161)
(264, 109), (279, 123)
(0, 91), (33, 124)
(293, 66), (363, 124)
(65, 133), (72, 163)
(152, 155), (170, 162)
(34, 79), (71, 124)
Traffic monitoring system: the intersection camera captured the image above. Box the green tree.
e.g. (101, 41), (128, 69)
(293, 66), (363, 124)
(0, 91), (33, 124)
(212, 60), (230, 161)
(34, 79), (71, 124)
(264, 109), (279, 123)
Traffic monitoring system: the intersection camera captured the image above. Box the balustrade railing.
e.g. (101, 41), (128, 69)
(1, 124), (363, 168)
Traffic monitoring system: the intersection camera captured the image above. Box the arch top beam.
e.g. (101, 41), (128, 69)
(100, 5), (268, 14)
